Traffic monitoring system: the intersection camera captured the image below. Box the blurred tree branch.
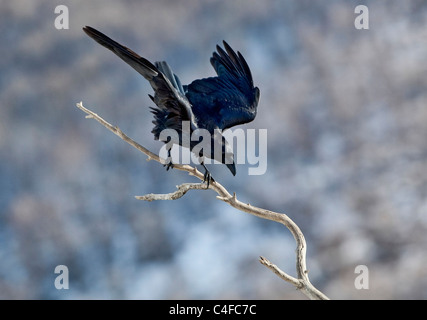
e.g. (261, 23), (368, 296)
(76, 101), (329, 300)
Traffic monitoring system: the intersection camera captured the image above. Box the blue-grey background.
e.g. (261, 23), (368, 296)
(1, 0), (427, 299)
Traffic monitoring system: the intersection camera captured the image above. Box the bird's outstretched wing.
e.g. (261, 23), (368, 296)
(184, 41), (260, 132)
(82, 26), (197, 136)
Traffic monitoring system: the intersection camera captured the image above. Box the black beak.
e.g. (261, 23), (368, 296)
(226, 162), (236, 176)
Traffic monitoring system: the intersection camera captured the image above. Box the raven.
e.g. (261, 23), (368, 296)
(83, 26), (260, 183)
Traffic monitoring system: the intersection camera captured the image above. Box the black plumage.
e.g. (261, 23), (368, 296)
(83, 26), (260, 183)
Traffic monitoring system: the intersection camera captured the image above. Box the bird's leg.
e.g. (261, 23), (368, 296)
(201, 162), (214, 188)
(164, 148), (174, 171)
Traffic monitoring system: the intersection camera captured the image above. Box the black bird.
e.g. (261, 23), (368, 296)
(83, 26), (260, 184)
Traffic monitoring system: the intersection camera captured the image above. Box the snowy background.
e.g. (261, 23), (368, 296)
(1, 0), (427, 299)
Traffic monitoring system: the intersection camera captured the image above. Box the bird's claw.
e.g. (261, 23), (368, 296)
(202, 167), (215, 188)
(163, 158), (174, 171)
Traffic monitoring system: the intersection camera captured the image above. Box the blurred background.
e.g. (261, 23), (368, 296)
(1, 0), (427, 299)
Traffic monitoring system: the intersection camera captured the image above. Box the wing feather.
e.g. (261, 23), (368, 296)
(185, 41), (259, 131)
(83, 26), (197, 136)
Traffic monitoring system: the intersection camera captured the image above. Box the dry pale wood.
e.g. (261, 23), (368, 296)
(76, 101), (329, 300)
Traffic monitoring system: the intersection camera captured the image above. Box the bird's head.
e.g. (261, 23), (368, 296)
(254, 86), (260, 105)
(209, 131), (236, 176)
(222, 137), (236, 176)
(226, 162), (236, 176)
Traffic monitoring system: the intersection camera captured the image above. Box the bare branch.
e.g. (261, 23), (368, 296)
(135, 183), (207, 201)
(259, 256), (328, 300)
(259, 256), (300, 287)
(76, 101), (329, 300)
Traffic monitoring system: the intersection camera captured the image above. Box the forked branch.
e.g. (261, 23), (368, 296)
(76, 101), (329, 300)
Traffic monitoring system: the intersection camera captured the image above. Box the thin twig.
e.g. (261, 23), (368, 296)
(135, 183), (207, 201)
(76, 101), (329, 300)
